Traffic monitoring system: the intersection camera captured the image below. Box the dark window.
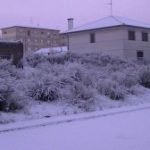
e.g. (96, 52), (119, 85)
(142, 32), (148, 41)
(4, 31), (7, 34)
(137, 51), (144, 60)
(128, 31), (135, 40)
(27, 31), (31, 36)
(90, 33), (95, 43)
(41, 31), (44, 35)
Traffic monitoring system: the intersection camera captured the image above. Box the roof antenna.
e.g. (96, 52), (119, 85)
(108, 0), (113, 16)
(30, 16), (33, 26)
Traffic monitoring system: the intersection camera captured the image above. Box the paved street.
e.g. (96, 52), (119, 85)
(0, 106), (150, 150)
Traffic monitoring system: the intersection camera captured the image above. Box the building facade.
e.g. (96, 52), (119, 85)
(64, 16), (150, 61)
(1, 26), (67, 52)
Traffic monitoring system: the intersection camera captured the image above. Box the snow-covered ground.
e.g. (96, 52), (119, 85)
(0, 104), (150, 150)
(1, 52), (150, 125)
(1, 86), (150, 124)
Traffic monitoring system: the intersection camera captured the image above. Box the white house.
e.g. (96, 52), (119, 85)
(63, 16), (150, 61)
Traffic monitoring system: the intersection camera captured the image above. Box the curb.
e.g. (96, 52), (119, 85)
(0, 103), (150, 134)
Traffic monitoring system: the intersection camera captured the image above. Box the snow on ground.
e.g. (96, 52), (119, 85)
(1, 86), (150, 124)
(0, 105), (150, 150)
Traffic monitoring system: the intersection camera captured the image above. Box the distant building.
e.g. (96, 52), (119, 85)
(64, 16), (150, 61)
(0, 41), (23, 67)
(1, 26), (67, 53)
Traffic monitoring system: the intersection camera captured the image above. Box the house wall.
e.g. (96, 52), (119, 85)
(68, 26), (150, 61)
(122, 26), (150, 61)
(68, 27), (125, 57)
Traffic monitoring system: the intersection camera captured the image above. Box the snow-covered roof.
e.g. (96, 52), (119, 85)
(64, 16), (150, 33)
(35, 46), (68, 55)
(0, 25), (59, 31)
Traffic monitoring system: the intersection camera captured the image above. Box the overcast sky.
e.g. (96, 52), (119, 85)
(0, 0), (150, 30)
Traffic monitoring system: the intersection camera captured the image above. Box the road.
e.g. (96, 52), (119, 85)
(0, 106), (150, 150)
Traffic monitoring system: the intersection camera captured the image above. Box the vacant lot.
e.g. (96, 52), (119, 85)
(0, 52), (150, 123)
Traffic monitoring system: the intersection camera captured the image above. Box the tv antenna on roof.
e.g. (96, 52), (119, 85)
(108, 0), (113, 16)
(30, 16), (33, 26)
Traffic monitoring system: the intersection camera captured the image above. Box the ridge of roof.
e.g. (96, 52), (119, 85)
(64, 16), (150, 34)
(111, 16), (124, 25)
(0, 25), (59, 31)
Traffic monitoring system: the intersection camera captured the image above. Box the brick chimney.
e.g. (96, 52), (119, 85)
(68, 18), (74, 30)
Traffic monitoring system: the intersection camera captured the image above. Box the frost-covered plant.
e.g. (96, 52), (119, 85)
(111, 71), (138, 88)
(27, 75), (60, 102)
(97, 79), (125, 100)
(138, 66), (150, 88)
(25, 54), (47, 67)
(69, 82), (96, 111)
(0, 78), (26, 112)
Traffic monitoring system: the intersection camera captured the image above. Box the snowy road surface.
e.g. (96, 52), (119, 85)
(0, 106), (150, 150)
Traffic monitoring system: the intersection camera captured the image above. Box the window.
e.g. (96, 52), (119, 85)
(90, 33), (95, 43)
(137, 51), (144, 60)
(128, 31), (135, 40)
(142, 32), (148, 41)
(41, 31), (44, 35)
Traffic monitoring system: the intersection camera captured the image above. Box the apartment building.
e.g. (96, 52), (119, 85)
(1, 26), (67, 52)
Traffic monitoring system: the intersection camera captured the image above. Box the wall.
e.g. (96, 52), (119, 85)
(122, 26), (150, 61)
(68, 27), (125, 57)
(1, 28), (17, 40)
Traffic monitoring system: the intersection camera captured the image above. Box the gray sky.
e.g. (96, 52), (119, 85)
(0, 0), (150, 30)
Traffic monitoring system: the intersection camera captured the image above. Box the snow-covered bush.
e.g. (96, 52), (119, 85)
(138, 66), (150, 88)
(111, 71), (138, 88)
(28, 81), (59, 102)
(0, 78), (26, 112)
(97, 79), (125, 100)
(1, 51), (150, 114)
(25, 54), (47, 67)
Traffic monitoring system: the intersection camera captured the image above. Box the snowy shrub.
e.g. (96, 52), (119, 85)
(80, 53), (127, 68)
(69, 82), (96, 111)
(25, 54), (47, 67)
(27, 76), (60, 102)
(97, 79), (125, 100)
(0, 79), (26, 112)
(0, 59), (22, 79)
(111, 71), (138, 88)
(138, 67), (150, 88)
(65, 62), (97, 87)
(0, 51), (149, 114)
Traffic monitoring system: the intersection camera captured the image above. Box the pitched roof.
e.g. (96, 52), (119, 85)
(64, 16), (150, 33)
(0, 26), (59, 31)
